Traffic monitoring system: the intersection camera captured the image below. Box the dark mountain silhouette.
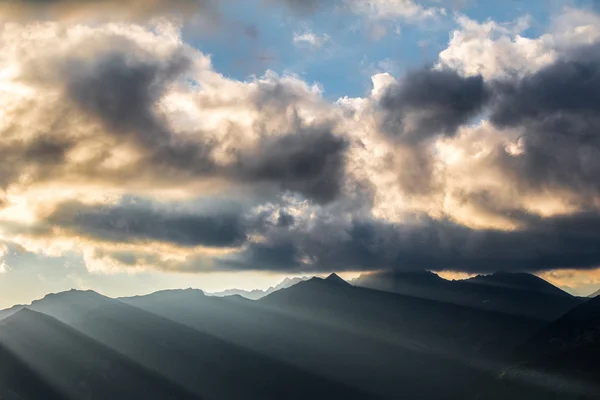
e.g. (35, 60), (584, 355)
(6, 289), (374, 400)
(353, 270), (581, 320)
(0, 308), (200, 400)
(123, 275), (543, 400)
(209, 276), (311, 299)
(454, 296), (600, 400)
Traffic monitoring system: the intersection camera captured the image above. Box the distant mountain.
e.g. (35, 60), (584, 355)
(455, 296), (600, 400)
(209, 288), (266, 299)
(588, 288), (600, 298)
(124, 275), (543, 400)
(0, 308), (200, 400)
(209, 276), (311, 300)
(353, 270), (581, 320)
(2, 289), (372, 400)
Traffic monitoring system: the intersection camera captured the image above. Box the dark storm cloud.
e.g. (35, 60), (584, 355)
(234, 126), (347, 204)
(379, 67), (489, 143)
(277, 211), (295, 227)
(64, 50), (192, 147)
(46, 200), (249, 248)
(491, 57), (600, 127)
(21, 195), (600, 273)
(220, 210), (600, 274)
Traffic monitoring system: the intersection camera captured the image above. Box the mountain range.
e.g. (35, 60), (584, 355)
(0, 272), (598, 399)
(207, 276), (312, 300)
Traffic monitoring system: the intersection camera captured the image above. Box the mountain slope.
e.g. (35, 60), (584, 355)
(0, 339), (65, 400)
(0, 309), (200, 400)
(589, 288), (600, 298)
(353, 270), (581, 320)
(22, 289), (374, 400)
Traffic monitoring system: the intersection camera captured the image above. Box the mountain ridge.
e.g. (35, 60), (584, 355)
(352, 270), (581, 320)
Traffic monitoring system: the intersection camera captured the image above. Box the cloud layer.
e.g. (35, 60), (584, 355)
(2, 7), (600, 277)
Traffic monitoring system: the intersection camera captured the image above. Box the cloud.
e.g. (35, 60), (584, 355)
(438, 11), (600, 80)
(0, 0), (220, 21)
(367, 67), (489, 196)
(379, 67), (488, 143)
(490, 50), (600, 127)
(341, 0), (447, 39)
(472, 42), (600, 207)
(0, 243), (9, 274)
(233, 125), (347, 203)
(220, 209), (600, 273)
(345, 0), (444, 22)
(293, 31), (331, 49)
(45, 199), (249, 248)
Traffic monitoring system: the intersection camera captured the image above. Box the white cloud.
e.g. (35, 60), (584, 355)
(0, 260), (8, 274)
(345, 0), (444, 21)
(0, 244), (9, 274)
(293, 31), (331, 49)
(439, 9), (600, 79)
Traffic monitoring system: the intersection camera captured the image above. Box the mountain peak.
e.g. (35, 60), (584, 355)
(36, 289), (104, 302)
(325, 273), (350, 286)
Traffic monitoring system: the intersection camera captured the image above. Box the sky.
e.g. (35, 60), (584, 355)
(1, 0), (600, 307)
